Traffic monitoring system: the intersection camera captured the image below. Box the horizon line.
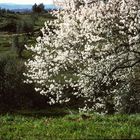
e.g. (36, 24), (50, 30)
(0, 2), (54, 5)
(0, 3), (54, 5)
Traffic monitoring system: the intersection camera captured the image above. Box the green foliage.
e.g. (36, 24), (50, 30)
(0, 18), (17, 32)
(0, 55), (50, 110)
(11, 35), (28, 58)
(16, 17), (34, 33)
(0, 114), (139, 139)
(0, 55), (24, 94)
(0, 55), (29, 109)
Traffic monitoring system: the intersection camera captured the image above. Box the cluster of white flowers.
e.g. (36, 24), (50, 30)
(24, 0), (140, 114)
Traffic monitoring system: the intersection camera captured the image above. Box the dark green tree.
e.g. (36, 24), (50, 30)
(32, 3), (45, 13)
(37, 3), (45, 13)
(32, 3), (37, 13)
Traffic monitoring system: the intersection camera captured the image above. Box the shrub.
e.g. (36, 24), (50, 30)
(0, 55), (49, 110)
(0, 19), (17, 32)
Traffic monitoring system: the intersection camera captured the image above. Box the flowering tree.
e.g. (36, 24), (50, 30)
(25, 0), (140, 114)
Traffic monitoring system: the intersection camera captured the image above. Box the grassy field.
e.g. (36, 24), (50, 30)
(0, 12), (51, 56)
(0, 112), (140, 139)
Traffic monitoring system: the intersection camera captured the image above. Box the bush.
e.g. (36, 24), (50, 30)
(0, 19), (17, 32)
(0, 55), (49, 111)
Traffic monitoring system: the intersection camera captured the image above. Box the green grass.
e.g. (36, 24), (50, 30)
(0, 112), (140, 139)
(0, 33), (12, 48)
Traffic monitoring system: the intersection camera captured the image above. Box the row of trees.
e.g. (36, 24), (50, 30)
(0, 7), (15, 15)
(25, 0), (140, 114)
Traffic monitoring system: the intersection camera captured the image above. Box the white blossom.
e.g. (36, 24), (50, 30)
(24, 0), (140, 114)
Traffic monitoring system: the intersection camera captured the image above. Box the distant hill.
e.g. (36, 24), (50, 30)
(0, 3), (58, 12)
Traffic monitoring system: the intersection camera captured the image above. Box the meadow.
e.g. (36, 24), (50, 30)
(0, 111), (140, 139)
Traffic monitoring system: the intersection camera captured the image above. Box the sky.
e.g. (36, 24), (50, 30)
(0, 0), (55, 4)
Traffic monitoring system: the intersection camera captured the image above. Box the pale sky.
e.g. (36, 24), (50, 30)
(0, 0), (54, 4)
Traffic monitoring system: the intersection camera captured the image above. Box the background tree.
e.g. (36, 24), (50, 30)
(32, 3), (45, 13)
(32, 3), (37, 13)
(37, 3), (45, 13)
